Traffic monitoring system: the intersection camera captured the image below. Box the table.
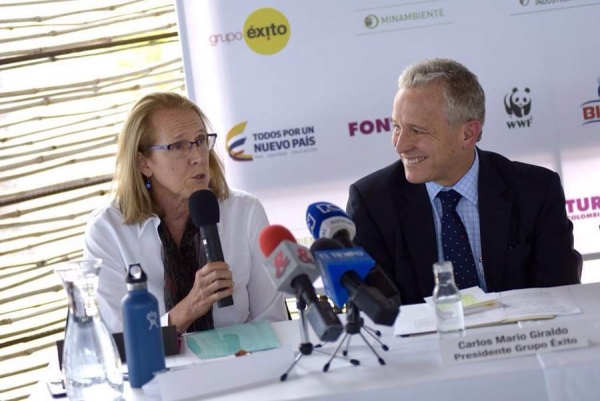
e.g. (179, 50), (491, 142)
(29, 282), (600, 400)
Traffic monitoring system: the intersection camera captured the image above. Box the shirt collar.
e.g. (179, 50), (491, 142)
(425, 150), (479, 206)
(137, 214), (161, 238)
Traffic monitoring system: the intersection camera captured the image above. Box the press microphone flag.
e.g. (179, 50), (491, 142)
(307, 201), (402, 308)
(310, 243), (375, 309)
(258, 225), (320, 293)
(306, 202), (355, 247)
(310, 238), (399, 326)
(259, 225), (343, 342)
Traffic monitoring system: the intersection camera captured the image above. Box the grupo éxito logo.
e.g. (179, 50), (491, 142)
(581, 77), (600, 125)
(226, 121), (316, 162)
(209, 31), (243, 47)
(243, 8), (291, 55)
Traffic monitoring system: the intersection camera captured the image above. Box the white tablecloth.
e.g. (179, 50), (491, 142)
(29, 282), (600, 401)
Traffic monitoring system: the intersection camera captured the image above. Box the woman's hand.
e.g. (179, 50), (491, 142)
(168, 261), (234, 333)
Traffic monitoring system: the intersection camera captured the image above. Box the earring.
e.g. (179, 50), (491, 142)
(144, 175), (151, 190)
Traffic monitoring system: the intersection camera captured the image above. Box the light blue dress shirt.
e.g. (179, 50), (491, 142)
(425, 151), (487, 292)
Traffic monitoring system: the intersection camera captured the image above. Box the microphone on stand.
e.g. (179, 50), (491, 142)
(309, 238), (398, 326)
(188, 189), (233, 308)
(259, 225), (343, 342)
(306, 202), (401, 308)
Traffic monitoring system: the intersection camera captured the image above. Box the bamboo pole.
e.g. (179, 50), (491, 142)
(0, 77), (182, 114)
(0, 31), (177, 66)
(0, 8), (174, 45)
(0, 189), (108, 219)
(0, 270), (54, 293)
(0, 381), (39, 395)
(0, 298), (68, 320)
(1, 323), (65, 347)
(0, 153), (114, 182)
(0, 222), (86, 244)
(0, 1), (79, 7)
(0, 122), (120, 150)
(0, 249), (83, 271)
(0, 138), (116, 171)
(0, 212), (91, 230)
(0, 134), (117, 160)
(0, 338), (59, 361)
(0, 67), (183, 109)
(0, 363), (48, 379)
(0, 0), (145, 24)
(0, 285), (64, 305)
(0, 101), (131, 131)
(0, 174), (112, 207)
(0, 36), (179, 73)
(0, 231), (84, 258)
(0, 57), (180, 99)
(0, 24), (177, 60)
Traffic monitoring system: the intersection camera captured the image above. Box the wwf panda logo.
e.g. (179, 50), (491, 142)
(504, 87), (531, 118)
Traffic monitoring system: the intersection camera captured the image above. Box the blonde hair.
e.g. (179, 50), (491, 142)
(115, 92), (229, 224)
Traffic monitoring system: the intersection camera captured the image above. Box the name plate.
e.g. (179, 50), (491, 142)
(440, 321), (589, 365)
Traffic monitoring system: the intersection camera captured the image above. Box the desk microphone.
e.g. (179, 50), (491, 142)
(189, 189), (233, 308)
(306, 202), (401, 308)
(259, 225), (343, 342)
(310, 238), (399, 326)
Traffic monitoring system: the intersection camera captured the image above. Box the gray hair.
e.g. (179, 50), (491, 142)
(398, 58), (485, 138)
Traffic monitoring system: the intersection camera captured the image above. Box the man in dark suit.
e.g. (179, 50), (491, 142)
(347, 58), (581, 306)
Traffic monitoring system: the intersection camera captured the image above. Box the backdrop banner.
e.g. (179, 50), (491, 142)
(175, 0), (600, 253)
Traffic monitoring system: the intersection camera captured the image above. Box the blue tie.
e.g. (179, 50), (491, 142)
(437, 190), (479, 289)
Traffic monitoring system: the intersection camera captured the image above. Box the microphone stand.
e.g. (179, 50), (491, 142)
(281, 299), (358, 381)
(323, 301), (388, 372)
(358, 324), (384, 345)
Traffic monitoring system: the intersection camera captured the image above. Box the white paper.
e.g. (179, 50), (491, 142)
(499, 287), (581, 319)
(395, 286), (582, 337)
(424, 286), (498, 313)
(394, 303), (508, 336)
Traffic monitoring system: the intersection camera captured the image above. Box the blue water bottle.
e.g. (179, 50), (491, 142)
(121, 263), (166, 388)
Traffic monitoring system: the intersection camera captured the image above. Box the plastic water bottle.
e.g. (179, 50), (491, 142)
(121, 263), (166, 388)
(432, 261), (465, 338)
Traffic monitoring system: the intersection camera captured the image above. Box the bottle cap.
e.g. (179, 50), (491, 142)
(126, 263), (147, 284)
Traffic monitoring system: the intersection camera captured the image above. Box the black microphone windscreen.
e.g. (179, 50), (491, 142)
(188, 189), (220, 227)
(309, 237), (344, 253)
(332, 230), (354, 249)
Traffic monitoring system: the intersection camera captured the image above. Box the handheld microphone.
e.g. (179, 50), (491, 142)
(259, 225), (343, 342)
(306, 202), (402, 308)
(189, 189), (234, 308)
(310, 238), (399, 326)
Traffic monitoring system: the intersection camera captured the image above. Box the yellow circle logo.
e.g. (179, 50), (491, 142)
(243, 8), (291, 55)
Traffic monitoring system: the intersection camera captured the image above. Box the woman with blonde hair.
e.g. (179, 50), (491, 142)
(84, 92), (287, 333)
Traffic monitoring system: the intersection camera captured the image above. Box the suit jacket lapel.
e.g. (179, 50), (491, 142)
(477, 149), (512, 291)
(394, 175), (437, 297)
